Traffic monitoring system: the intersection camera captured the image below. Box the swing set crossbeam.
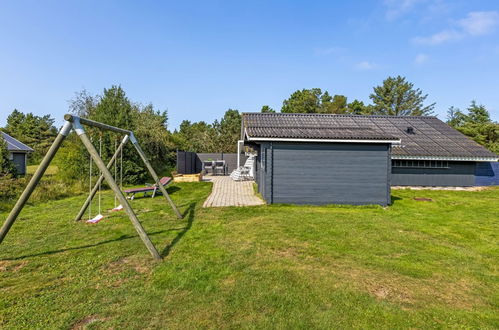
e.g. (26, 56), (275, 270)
(0, 115), (183, 261)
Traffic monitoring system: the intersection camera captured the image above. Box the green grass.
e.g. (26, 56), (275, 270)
(1, 183), (498, 329)
(26, 165), (59, 175)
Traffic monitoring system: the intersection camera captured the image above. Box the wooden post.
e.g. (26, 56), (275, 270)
(74, 135), (129, 221)
(129, 134), (183, 219)
(74, 121), (162, 260)
(0, 121), (72, 243)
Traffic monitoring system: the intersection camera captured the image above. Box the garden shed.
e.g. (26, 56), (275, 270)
(1, 131), (33, 175)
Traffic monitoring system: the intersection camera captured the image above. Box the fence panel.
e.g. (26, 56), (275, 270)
(176, 151), (248, 175)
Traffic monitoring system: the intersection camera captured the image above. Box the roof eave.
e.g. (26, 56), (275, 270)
(246, 136), (401, 144)
(392, 155), (499, 162)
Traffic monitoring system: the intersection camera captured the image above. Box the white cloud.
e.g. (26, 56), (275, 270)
(355, 61), (375, 70)
(384, 0), (426, 20)
(414, 53), (429, 64)
(458, 11), (499, 36)
(413, 29), (461, 45)
(413, 10), (499, 45)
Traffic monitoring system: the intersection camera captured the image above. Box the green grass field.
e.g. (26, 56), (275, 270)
(0, 182), (498, 329)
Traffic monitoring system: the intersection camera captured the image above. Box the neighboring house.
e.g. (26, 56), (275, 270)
(241, 113), (498, 206)
(1, 131), (33, 175)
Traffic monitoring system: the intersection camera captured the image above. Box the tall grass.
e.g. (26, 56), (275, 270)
(0, 166), (86, 212)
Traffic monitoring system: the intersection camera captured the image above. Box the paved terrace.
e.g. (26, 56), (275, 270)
(203, 176), (265, 207)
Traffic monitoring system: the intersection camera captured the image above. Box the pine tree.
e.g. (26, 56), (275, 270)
(369, 76), (435, 116)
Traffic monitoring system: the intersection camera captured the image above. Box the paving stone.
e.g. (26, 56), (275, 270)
(203, 176), (265, 208)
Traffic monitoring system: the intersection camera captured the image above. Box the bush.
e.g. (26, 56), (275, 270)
(0, 136), (17, 177)
(0, 174), (85, 212)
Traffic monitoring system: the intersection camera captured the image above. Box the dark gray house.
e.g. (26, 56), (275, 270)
(1, 131), (33, 175)
(241, 113), (498, 206)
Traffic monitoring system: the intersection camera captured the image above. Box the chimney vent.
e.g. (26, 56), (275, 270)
(406, 126), (415, 134)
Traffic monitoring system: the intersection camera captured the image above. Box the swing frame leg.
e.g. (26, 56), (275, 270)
(130, 136), (183, 219)
(0, 122), (72, 243)
(75, 126), (162, 260)
(74, 135), (129, 221)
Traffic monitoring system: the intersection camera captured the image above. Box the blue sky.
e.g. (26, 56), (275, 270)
(0, 0), (498, 129)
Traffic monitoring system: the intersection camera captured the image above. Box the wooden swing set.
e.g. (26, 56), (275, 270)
(0, 114), (183, 260)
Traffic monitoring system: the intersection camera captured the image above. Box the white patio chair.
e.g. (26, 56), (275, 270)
(230, 155), (255, 181)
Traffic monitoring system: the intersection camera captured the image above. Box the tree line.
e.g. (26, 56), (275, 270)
(1, 76), (497, 180)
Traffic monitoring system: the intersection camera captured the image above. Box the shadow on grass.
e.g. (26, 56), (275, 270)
(2, 229), (178, 261)
(390, 195), (403, 205)
(161, 202), (196, 258)
(125, 186), (181, 200)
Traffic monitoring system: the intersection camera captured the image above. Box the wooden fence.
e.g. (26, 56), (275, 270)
(176, 151), (248, 175)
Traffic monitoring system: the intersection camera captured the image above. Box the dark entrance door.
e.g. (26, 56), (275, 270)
(12, 153), (26, 175)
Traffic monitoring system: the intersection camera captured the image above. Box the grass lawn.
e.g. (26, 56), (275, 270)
(0, 182), (498, 328)
(26, 165), (58, 176)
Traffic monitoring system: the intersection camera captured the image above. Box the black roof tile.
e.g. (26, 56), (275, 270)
(0, 131), (33, 152)
(242, 113), (498, 160)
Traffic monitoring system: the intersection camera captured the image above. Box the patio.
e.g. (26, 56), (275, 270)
(202, 176), (264, 207)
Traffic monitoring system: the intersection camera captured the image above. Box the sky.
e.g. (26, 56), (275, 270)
(0, 0), (498, 130)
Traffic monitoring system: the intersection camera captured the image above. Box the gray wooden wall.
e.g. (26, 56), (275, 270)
(11, 152), (27, 175)
(475, 162), (499, 186)
(257, 142), (391, 206)
(176, 151), (248, 174)
(391, 162), (476, 186)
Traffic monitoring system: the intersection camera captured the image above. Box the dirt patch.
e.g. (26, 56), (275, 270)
(72, 315), (106, 329)
(104, 256), (152, 275)
(0, 260), (27, 272)
(414, 197), (433, 202)
(221, 276), (236, 288)
(274, 247), (299, 258)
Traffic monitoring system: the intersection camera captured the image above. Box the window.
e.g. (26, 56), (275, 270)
(392, 160), (449, 168)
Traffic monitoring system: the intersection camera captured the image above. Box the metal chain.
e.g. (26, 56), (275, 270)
(89, 137), (93, 220)
(98, 134), (102, 214)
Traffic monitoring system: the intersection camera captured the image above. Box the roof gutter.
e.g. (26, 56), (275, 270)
(392, 155), (499, 162)
(246, 136), (401, 145)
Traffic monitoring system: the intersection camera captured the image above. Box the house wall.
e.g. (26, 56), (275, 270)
(11, 152), (27, 175)
(256, 142), (391, 206)
(391, 161), (476, 186)
(475, 162), (499, 186)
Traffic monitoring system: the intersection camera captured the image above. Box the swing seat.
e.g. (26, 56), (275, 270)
(111, 204), (124, 212)
(87, 213), (104, 224)
(124, 177), (172, 200)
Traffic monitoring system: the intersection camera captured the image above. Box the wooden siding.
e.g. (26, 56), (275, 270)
(475, 162), (499, 186)
(12, 152), (27, 175)
(391, 162), (476, 186)
(258, 142), (391, 206)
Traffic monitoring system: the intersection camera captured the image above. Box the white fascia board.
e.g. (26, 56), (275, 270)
(392, 155), (498, 162)
(246, 136), (401, 144)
